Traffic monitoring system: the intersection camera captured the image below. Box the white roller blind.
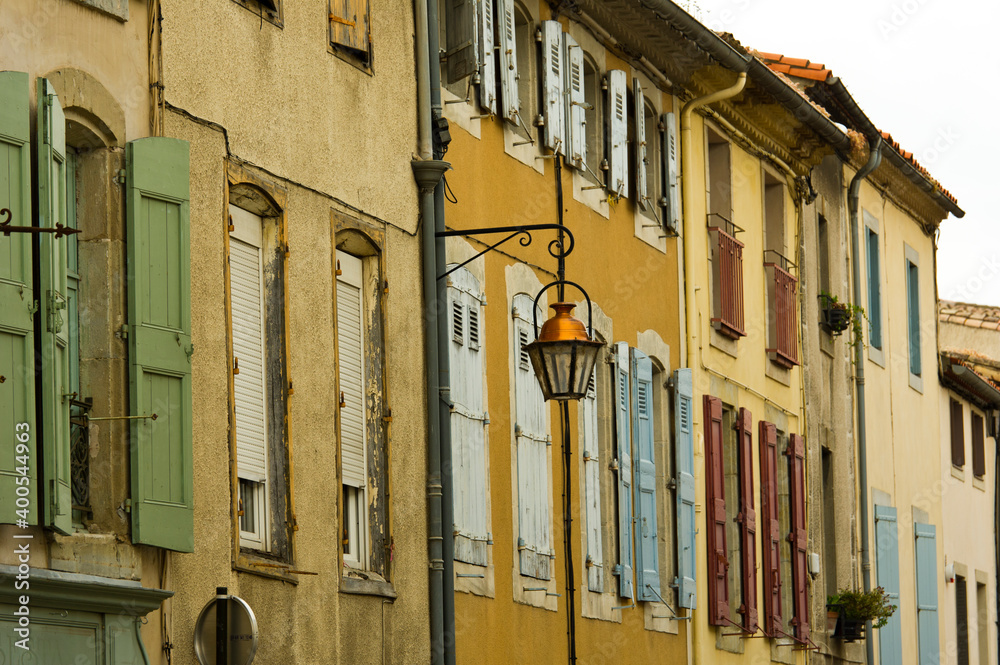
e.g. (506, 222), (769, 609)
(229, 205), (268, 483)
(337, 251), (366, 489)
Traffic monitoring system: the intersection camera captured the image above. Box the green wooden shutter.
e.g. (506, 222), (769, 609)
(126, 137), (193, 552)
(915, 522), (939, 664)
(0, 72), (37, 526)
(673, 368), (696, 609)
(874, 505), (902, 665)
(37, 78), (72, 534)
(631, 348), (659, 601)
(614, 341), (634, 598)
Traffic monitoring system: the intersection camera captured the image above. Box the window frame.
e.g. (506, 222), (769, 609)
(863, 210), (885, 365)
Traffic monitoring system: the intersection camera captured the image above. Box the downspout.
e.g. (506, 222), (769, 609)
(847, 135), (881, 665)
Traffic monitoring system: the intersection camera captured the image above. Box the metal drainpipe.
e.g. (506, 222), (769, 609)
(847, 135), (881, 665)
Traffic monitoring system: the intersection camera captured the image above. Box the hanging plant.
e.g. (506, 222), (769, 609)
(819, 292), (869, 352)
(827, 586), (897, 641)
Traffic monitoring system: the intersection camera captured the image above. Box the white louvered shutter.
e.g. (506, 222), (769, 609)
(230, 205), (268, 484)
(634, 78), (649, 210)
(497, 0), (518, 124)
(630, 348), (659, 601)
(663, 112), (680, 234)
(478, 0), (497, 115)
(607, 70), (628, 198)
(541, 20), (565, 153)
(581, 366), (603, 592)
(563, 33), (586, 169)
(513, 294), (551, 580)
(614, 341), (634, 598)
(448, 267), (489, 566)
(337, 251), (366, 489)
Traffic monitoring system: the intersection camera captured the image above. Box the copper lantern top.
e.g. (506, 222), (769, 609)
(536, 303), (591, 342)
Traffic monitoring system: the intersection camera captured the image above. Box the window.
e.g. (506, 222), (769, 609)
(905, 245), (922, 384)
(972, 412), (985, 479)
(448, 267), (490, 566)
(951, 398), (965, 469)
(707, 128), (732, 221)
(706, 129), (744, 340)
(957, 574), (970, 665)
(329, 0), (371, 69)
(581, 55), (603, 181)
(864, 212), (883, 351)
(817, 214), (830, 296)
(763, 176), (798, 368)
(338, 251), (367, 567)
(234, 0), (282, 26)
(874, 505), (903, 663)
(821, 448), (836, 598)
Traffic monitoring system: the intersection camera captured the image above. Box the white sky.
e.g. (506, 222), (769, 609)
(683, 0), (1000, 306)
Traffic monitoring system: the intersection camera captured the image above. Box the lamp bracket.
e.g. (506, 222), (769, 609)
(0, 208), (81, 238)
(436, 224), (574, 280)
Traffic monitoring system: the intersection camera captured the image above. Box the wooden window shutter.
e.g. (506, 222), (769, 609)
(703, 394), (729, 625)
(631, 349), (660, 601)
(477, 0), (497, 115)
(758, 420), (782, 635)
(874, 505), (903, 665)
(126, 137), (193, 552)
(736, 408), (758, 632)
(972, 412), (985, 478)
(563, 33), (586, 170)
(673, 368), (697, 609)
(36, 78), (72, 535)
(914, 522), (940, 661)
(445, 0), (478, 84)
(662, 112), (680, 234)
(787, 433), (808, 641)
(337, 251), (366, 490)
(951, 398), (965, 467)
(614, 341), (634, 598)
(582, 365), (603, 592)
(497, 0), (518, 124)
(633, 77), (648, 210)
(330, 0), (370, 55)
(607, 70), (628, 198)
(540, 20), (565, 154)
(0, 71), (38, 526)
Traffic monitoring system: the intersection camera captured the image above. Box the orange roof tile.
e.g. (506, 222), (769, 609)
(938, 300), (1000, 332)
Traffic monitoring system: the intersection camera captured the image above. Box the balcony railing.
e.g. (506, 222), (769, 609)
(764, 250), (798, 368)
(708, 215), (745, 339)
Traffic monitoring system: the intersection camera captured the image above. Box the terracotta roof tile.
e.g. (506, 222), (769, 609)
(938, 300), (1000, 330)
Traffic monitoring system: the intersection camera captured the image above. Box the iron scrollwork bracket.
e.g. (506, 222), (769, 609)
(435, 224), (574, 280)
(0, 208), (81, 239)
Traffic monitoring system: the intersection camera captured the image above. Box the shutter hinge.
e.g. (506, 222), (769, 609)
(116, 169), (126, 185)
(47, 291), (66, 333)
(123, 499), (132, 513)
(383, 408), (392, 422)
(28, 299), (39, 316)
(292, 513), (299, 531)
(483, 412), (490, 426)
(383, 279), (389, 294)
(288, 380), (294, 396)
(116, 324), (129, 340)
(612, 564), (622, 577)
(185, 343), (195, 358)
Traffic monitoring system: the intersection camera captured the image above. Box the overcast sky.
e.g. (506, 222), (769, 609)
(682, 0), (1000, 307)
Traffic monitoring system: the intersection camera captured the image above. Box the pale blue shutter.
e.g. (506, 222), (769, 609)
(631, 349), (659, 601)
(614, 341), (634, 598)
(875, 505), (902, 665)
(673, 368), (696, 609)
(915, 522), (939, 664)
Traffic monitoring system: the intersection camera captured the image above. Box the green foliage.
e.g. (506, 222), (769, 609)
(819, 292), (870, 356)
(827, 586), (897, 630)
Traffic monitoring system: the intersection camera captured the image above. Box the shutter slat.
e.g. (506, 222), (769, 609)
(478, 0), (497, 115)
(563, 33), (586, 169)
(663, 112), (680, 234)
(607, 70), (628, 198)
(445, 0), (478, 83)
(758, 421), (782, 635)
(633, 78), (648, 210)
(631, 349), (660, 601)
(674, 368), (697, 609)
(788, 433), (809, 642)
(540, 21), (565, 153)
(875, 505), (903, 665)
(737, 408), (758, 632)
(337, 252), (366, 489)
(330, 0), (370, 54)
(497, 0), (518, 124)
(704, 395), (729, 624)
(915, 522), (939, 662)
(615, 342), (634, 598)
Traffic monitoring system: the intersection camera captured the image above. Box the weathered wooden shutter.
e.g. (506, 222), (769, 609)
(563, 33), (585, 169)
(330, 0), (370, 54)
(448, 267), (488, 566)
(788, 433), (808, 641)
(478, 0), (497, 115)
(445, 0), (478, 84)
(36, 78), (72, 534)
(662, 112), (680, 234)
(950, 398), (965, 467)
(633, 78), (648, 210)
(614, 341), (634, 598)
(497, 0), (518, 124)
(704, 395), (729, 624)
(972, 412), (985, 478)
(126, 137), (193, 552)
(0, 71), (37, 526)
(607, 70), (628, 198)
(874, 505), (903, 665)
(758, 420), (782, 635)
(631, 349), (659, 601)
(582, 366), (603, 592)
(540, 21), (565, 154)
(736, 407), (757, 632)
(513, 294), (551, 580)
(673, 368), (696, 609)
(337, 251), (366, 490)
(914, 522), (940, 663)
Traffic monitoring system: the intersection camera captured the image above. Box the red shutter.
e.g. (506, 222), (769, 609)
(737, 408), (758, 632)
(950, 398), (965, 467)
(709, 226), (746, 339)
(758, 421), (782, 636)
(788, 433), (809, 642)
(972, 413), (985, 478)
(704, 395), (730, 626)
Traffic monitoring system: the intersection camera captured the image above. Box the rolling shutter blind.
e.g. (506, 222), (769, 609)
(874, 505), (903, 665)
(662, 112), (680, 234)
(0, 71), (37, 526)
(758, 420), (782, 635)
(581, 366), (603, 592)
(607, 70), (628, 198)
(497, 0), (518, 124)
(951, 398), (964, 467)
(448, 267), (488, 566)
(337, 251), (366, 489)
(972, 413), (985, 478)
(513, 294), (550, 580)
(788, 433), (808, 641)
(704, 395), (729, 624)
(736, 407), (758, 632)
(540, 20), (565, 153)
(563, 33), (585, 169)
(126, 137), (193, 552)
(633, 78), (648, 210)
(614, 341), (634, 598)
(631, 349), (659, 601)
(915, 522), (940, 663)
(673, 368), (696, 609)
(330, 0), (370, 54)
(230, 206), (268, 483)
(445, 0), (478, 84)
(36, 78), (72, 534)
(478, 0), (497, 115)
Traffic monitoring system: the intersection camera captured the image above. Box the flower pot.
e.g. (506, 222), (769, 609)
(828, 605), (866, 642)
(822, 306), (852, 334)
